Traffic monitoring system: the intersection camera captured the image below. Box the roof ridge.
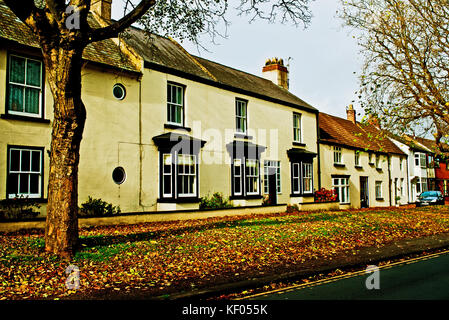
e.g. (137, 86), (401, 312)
(167, 37), (217, 82)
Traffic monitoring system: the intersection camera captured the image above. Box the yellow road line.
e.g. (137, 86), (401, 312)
(236, 248), (449, 300)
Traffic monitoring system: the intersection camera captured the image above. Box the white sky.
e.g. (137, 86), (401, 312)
(112, 1), (362, 120)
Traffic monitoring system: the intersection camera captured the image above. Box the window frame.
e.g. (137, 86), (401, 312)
(301, 162), (313, 194)
(6, 145), (44, 199)
(235, 98), (248, 134)
(375, 180), (383, 199)
(332, 177), (350, 204)
(263, 160), (281, 195)
(333, 146), (342, 164)
(245, 159), (260, 195)
(293, 112), (302, 143)
(354, 151), (360, 166)
(6, 53), (45, 119)
(166, 82), (185, 126)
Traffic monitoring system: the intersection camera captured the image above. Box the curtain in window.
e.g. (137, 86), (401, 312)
(8, 85), (23, 111)
(26, 60), (41, 87)
(10, 56), (25, 84)
(25, 88), (39, 114)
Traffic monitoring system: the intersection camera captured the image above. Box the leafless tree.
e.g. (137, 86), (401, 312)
(339, 0), (449, 150)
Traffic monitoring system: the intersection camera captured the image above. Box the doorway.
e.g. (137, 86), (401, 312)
(360, 177), (369, 208)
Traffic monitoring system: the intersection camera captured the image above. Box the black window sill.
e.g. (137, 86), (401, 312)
(229, 194), (262, 200)
(1, 113), (50, 124)
(290, 193), (314, 197)
(376, 168), (383, 172)
(293, 142), (306, 147)
(355, 165), (363, 169)
(333, 163), (346, 168)
(376, 198), (384, 201)
(368, 162), (375, 166)
(234, 133), (253, 140)
(164, 123), (192, 132)
(157, 197), (198, 203)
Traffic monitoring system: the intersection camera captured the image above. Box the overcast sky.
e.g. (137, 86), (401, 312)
(112, 1), (362, 120)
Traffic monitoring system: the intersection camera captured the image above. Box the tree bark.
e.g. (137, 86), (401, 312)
(43, 46), (86, 258)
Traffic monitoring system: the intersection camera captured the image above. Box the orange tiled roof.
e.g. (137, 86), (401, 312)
(319, 112), (406, 155)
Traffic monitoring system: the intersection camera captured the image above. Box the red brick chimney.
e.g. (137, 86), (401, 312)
(262, 58), (289, 90)
(91, 0), (112, 21)
(346, 104), (356, 124)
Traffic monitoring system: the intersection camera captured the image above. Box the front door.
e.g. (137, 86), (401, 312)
(360, 177), (369, 208)
(268, 167), (277, 205)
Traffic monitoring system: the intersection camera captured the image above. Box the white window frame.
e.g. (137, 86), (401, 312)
(375, 154), (381, 169)
(293, 113), (302, 143)
(162, 153), (172, 197)
(333, 146), (342, 164)
(302, 162), (313, 194)
(375, 181), (383, 199)
(177, 154), (196, 197)
(7, 54), (43, 118)
(292, 163), (301, 195)
(245, 159), (259, 195)
(235, 99), (248, 134)
(263, 160), (281, 195)
(167, 83), (184, 125)
(354, 151), (360, 166)
(421, 177), (428, 192)
(420, 153), (427, 169)
(8, 147), (43, 199)
(332, 177), (349, 204)
(233, 159), (243, 196)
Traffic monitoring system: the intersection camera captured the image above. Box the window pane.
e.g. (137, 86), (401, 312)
(8, 85), (24, 112)
(31, 151), (41, 172)
(10, 150), (20, 171)
(175, 105), (182, 124)
(26, 60), (41, 87)
(29, 174), (39, 194)
(8, 173), (19, 196)
(10, 56), (25, 84)
(19, 173), (29, 194)
(21, 150), (30, 172)
(25, 87), (40, 114)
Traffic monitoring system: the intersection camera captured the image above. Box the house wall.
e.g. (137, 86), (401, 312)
(319, 144), (391, 209)
(389, 154), (409, 205)
(1, 47), (319, 215)
(0, 47), (142, 215)
(139, 68), (319, 211)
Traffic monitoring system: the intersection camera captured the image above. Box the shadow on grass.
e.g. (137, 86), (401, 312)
(79, 210), (353, 249)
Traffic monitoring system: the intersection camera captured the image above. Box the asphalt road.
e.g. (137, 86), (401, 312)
(247, 251), (449, 300)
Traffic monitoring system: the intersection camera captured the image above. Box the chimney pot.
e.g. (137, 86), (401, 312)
(262, 57), (289, 90)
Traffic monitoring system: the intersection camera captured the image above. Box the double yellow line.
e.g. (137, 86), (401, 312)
(236, 248), (449, 300)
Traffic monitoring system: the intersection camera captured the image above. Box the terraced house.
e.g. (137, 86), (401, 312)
(318, 106), (409, 208)
(0, 0), (321, 215)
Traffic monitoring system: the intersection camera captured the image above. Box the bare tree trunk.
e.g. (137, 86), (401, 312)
(44, 47), (86, 258)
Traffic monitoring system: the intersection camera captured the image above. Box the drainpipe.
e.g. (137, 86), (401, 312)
(138, 75), (143, 208)
(387, 155), (392, 206)
(315, 112), (321, 190)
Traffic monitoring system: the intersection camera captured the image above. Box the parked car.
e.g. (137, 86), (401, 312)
(416, 191), (445, 207)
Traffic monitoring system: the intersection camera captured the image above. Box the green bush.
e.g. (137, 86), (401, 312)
(199, 192), (234, 210)
(0, 197), (41, 221)
(79, 197), (121, 217)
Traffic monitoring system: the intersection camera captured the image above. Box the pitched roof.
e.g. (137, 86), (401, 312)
(319, 112), (406, 155)
(0, 1), (139, 73)
(385, 133), (432, 153)
(122, 27), (317, 113)
(410, 136), (449, 156)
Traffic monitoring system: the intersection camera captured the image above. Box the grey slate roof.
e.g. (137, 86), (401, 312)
(123, 26), (318, 113)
